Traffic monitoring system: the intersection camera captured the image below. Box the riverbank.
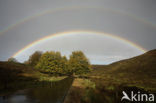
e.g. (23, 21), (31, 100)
(0, 61), (68, 96)
(0, 75), (67, 96)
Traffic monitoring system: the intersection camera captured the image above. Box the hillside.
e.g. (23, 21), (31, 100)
(109, 49), (156, 76)
(90, 49), (156, 91)
(0, 61), (42, 80)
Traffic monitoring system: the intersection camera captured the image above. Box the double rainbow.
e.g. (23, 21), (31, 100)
(12, 30), (147, 58)
(0, 6), (149, 58)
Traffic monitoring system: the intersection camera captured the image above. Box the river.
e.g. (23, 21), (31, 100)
(0, 77), (73, 103)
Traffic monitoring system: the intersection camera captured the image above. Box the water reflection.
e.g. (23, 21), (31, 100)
(0, 77), (73, 103)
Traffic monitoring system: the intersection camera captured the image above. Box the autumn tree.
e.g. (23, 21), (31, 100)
(28, 51), (42, 66)
(58, 56), (69, 75)
(36, 51), (68, 75)
(68, 51), (91, 75)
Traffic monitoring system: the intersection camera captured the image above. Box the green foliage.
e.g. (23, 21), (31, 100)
(36, 51), (68, 75)
(27, 51), (42, 66)
(35, 50), (91, 75)
(83, 79), (96, 89)
(69, 51), (91, 75)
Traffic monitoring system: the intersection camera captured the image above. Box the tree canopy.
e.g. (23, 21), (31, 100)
(34, 50), (91, 75)
(27, 51), (42, 66)
(36, 51), (68, 75)
(69, 51), (91, 75)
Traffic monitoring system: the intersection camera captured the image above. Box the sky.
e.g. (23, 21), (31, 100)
(0, 0), (156, 64)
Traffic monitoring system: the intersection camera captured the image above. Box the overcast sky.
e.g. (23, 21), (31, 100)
(0, 0), (156, 64)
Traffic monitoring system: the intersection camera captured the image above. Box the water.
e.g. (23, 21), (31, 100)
(0, 77), (73, 103)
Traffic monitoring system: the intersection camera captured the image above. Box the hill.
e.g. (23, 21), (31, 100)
(109, 49), (156, 76)
(90, 49), (156, 91)
(0, 61), (42, 80)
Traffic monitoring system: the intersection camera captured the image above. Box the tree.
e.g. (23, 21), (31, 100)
(36, 51), (68, 75)
(60, 56), (69, 75)
(8, 57), (18, 63)
(28, 51), (42, 66)
(68, 51), (91, 75)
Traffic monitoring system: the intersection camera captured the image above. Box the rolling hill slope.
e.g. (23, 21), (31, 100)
(109, 49), (156, 76)
(90, 49), (156, 91)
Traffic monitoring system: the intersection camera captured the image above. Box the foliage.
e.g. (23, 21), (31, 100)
(8, 57), (18, 63)
(35, 51), (91, 75)
(69, 51), (91, 75)
(27, 51), (42, 66)
(36, 51), (68, 75)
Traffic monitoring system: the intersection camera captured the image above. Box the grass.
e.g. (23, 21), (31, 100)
(38, 75), (67, 82)
(72, 78), (95, 89)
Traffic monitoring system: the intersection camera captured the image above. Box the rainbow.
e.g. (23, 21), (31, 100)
(12, 30), (147, 58)
(0, 6), (156, 36)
